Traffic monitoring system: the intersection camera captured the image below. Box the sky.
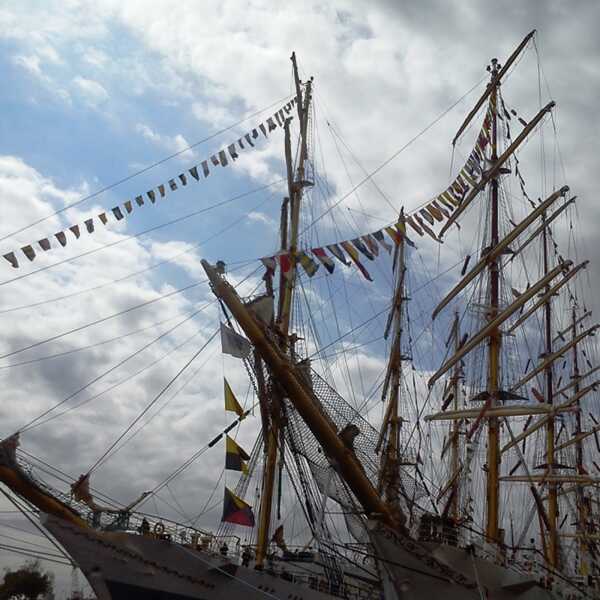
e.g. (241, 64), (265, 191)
(0, 0), (599, 595)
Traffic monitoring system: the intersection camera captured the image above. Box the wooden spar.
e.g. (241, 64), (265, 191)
(511, 197), (576, 264)
(425, 404), (574, 422)
(428, 261), (571, 387)
(506, 261), (588, 333)
(510, 325), (599, 391)
(201, 260), (408, 532)
(500, 380), (600, 454)
(432, 186), (568, 320)
(555, 423), (600, 452)
(555, 364), (600, 396)
(439, 101), (555, 239)
(449, 312), (461, 519)
(500, 475), (600, 484)
(452, 30), (536, 145)
(553, 308), (591, 345)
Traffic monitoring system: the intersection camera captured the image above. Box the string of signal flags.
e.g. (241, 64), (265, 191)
(3, 98), (494, 284)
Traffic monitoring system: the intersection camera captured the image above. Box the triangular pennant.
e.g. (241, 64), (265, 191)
(238, 138), (245, 149)
(312, 247), (335, 273)
(274, 111), (283, 127)
(84, 219), (94, 234)
(3, 252), (18, 268)
(341, 241), (372, 281)
(266, 117), (277, 132)
(21, 245), (36, 262)
(189, 166), (199, 181)
(372, 230), (392, 254)
(178, 173), (187, 186)
(327, 243), (350, 266)
(298, 251), (319, 277)
(136, 195), (145, 206)
(244, 133), (255, 147)
(351, 238), (374, 261)
(201, 161), (210, 178)
(111, 207), (124, 221)
(362, 234), (379, 257)
(224, 378), (244, 416)
(405, 215), (423, 236)
(159, 184), (166, 198)
(252, 128), (258, 139)
(225, 435), (251, 472)
(69, 224), (80, 238)
(38, 238), (51, 251)
(426, 203), (444, 222)
(98, 213), (108, 225)
(218, 150), (228, 167)
(124, 200), (133, 214)
(228, 144), (239, 161)
(385, 226), (402, 245)
(419, 208), (435, 226)
(278, 254), (294, 280)
(259, 123), (267, 137)
(147, 190), (156, 204)
(211, 155), (220, 166)
(415, 215), (439, 241)
(168, 179), (178, 191)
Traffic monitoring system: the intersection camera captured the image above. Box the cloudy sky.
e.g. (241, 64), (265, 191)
(1, 0), (599, 593)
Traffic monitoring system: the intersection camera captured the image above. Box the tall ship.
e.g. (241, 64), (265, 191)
(0, 30), (598, 599)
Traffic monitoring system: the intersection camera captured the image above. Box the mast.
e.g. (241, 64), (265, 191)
(485, 57), (502, 544)
(254, 51), (312, 569)
(572, 307), (589, 575)
(449, 312), (461, 520)
(542, 212), (559, 567)
(378, 222), (406, 508)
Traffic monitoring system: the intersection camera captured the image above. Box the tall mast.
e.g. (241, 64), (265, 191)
(485, 57), (502, 544)
(378, 221), (406, 507)
(572, 307), (589, 575)
(542, 212), (559, 567)
(449, 312), (461, 520)
(254, 51), (312, 569)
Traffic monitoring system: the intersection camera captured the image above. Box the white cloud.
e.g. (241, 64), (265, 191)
(135, 123), (195, 160)
(72, 75), (109, 106)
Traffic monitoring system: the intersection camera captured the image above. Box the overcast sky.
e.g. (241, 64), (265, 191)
(1, 0), (599, 594)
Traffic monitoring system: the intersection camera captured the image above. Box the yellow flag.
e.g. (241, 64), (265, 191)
(224, 378), (244, 417)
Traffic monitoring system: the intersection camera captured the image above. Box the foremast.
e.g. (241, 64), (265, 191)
(254, 51), (312, 569)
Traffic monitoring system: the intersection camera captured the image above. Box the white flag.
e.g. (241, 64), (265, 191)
(220, 323), (252, 359)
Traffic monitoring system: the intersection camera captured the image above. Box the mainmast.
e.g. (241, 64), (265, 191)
(485, 57), (502, 544)
(254, 51), (312, 569)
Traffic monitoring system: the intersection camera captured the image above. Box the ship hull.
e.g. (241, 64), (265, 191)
(42, 514), (344, 600)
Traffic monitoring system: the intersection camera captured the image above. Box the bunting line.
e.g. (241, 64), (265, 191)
(3, 99), (297, 269)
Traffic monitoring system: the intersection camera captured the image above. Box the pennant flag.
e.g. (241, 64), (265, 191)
(136, 195), (145, 206)
(259, 123), (267, 137)
(55, 231), (67, 246)
(351, 238), (374, 261)
(124, 200), (133, 214)
(274, 111), (283, 127)
(278, 254), (293, 280)
(112, 207), (124, 221)
(341, 241), (372, 281)
(419, 208), (435, 226)
(189, 166), (199, 181)
(460, 168), (476, 187)
(224, 378), (244, 416)
(225, 435), (250, 473)
(396, 222), (416, 248)
(3, 252), (18, 268)
(218, 150), (228, 167)
(299, 251), (319, 277)
(228, 144), (239, 161)
(385, 226), (402, 245)
(405, 215), (423, 236)
(84, 219), (94, 234)
(22, 245), (35, 262)
(98, 213), (108, 225)
(244, 133), (255, 147)
(372, 230), (392, 254)
(284, 103), (291, 114)
(252, 128), (259, 139)
(327, 243), (350, 266)
(437, 194), (455, 212)
(415, 215), (439, 241)
(38, 238), (51, 251)
(69, 225), (81, 239)
(158, 185), (166, 198)
(442, 190), (459, 208)
(179, 173), (187, 186)
(266, 117), (277, 132)
(312, 247), (335, 273)
(426, 204), (444, 222)
(238, 137), (245, 149)
(211, 155), (220, 166)
(168, 179), (177, 191)
(222, 487), (255, 527)
(362, 234), (379, 257)
(220, 323), (252, 359)
(432, 200), (449, 219)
